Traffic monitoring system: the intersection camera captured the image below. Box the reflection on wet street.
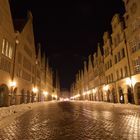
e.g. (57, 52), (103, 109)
(0, 101), (140, 140)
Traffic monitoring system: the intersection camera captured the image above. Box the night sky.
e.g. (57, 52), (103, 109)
(9, 0), (125, 90)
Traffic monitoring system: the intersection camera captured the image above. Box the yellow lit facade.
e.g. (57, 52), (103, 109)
(0, 0), (53, 106)
(71, 0), (140, 105)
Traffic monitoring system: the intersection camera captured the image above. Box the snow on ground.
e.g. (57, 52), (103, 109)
(0, 100), (140, 122)
(0, 101), (139, 121)
(71, 100), (140, 110)
(0, 102), (46, 120)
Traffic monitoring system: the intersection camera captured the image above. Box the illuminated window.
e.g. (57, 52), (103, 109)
(9, 45), (12, 59)
(6, 41), (9, 56)
(2, 39), (5, 54)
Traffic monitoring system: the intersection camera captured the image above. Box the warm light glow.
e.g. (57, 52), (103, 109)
(83, 92), (86, 96)
(52, 94), (57, 99)
(32, 87), (38, 93)
(43, 91), (48, 96)
(92, 88), (97, 93)
(103, 85), (109, 91)
(10, 81), (16, 87)
(70, 94), (80, 99)
(15, 39), (19, 44)
(87, 91), (90, 95)
(126, 78), (136, 86)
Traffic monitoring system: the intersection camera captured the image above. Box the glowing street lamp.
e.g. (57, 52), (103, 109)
(9, 81), (17, 105)
(10, 81), (16, 88)
(43, 91), (48, 96)
(32, 87), (38, 93)
(103, 85), (109, 91)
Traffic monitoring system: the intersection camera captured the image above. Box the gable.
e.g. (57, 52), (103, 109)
(21, 12), (35, 50)
(0, 0), (14, 33)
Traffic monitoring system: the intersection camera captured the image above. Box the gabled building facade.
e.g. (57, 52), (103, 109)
(0, 0), (54, 107)
(70, 0), (140, 105)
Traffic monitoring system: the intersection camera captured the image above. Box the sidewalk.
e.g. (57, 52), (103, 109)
(74, 100), (140, 110)
(0, 102), (47, 120)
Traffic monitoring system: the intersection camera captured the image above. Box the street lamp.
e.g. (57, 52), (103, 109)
(9, 81), (17, 105)
(32, 87), (38, 93)
(43, 91), (48, 96)
(32, 87), (38, 102)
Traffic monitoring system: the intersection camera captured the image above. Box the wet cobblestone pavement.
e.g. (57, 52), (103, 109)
(0, 101), (140, 140)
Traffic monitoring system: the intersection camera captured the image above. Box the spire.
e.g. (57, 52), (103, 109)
(27, 11), (33, 20)
(46, 58), (49, 72)
(78, 70), (81, 81)
(76, 73), (79, 82)
(97, 43), (102, 57)
(42, 52), (46, 68)
(93, 52), (97, 66)
(88, 55), (93, 71)
(84, 61), (87, 74)
(81, 69), (84, 80)
(37, 43), (41, 62)
(97, 43), (102, 64)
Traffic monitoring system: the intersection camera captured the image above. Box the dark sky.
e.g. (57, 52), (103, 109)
(9, 0), (125, 90)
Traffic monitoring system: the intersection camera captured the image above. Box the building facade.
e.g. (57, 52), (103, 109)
(70, 0), (140, 105)
(0, 0), (54, 107)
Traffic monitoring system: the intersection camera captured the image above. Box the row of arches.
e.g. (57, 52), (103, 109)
(87, 82), (140, 105)
(0, 84), (37, 107)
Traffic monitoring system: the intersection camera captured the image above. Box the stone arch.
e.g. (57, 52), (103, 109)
(31, 91), (35, 103)
(20, 89), (25, 104)
(27, 90), (31, 103)
(134, 82), (140, 105)
(118, 87), (124, 103)
(0, 84), (9, 106)
(11, 87), (17, 105)
(111, 88), (117, 103)
(127, 86), (133, 104)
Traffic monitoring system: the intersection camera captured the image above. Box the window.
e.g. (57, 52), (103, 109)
(133, 57), (140, 74)
(120, 68), (123, 78)
(124, 66), (128, 77)
(1, 39), (13, 59)
(114, 55), (117, 64)
(118, 52), (121, 62)
(121, 48), (125, 58)
(9, 45), (12, 59)
(2, 39), (5, 54)
(116, 70), (119, 80)
(0, 57), (11, 73)
(6, 41), (9, 56)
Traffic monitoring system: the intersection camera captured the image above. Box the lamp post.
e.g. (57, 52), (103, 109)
(32, 87), (38, 102)
(43, 91), (48, 101)
(10, 36), (19, 105)
(9, 81), (16, 105)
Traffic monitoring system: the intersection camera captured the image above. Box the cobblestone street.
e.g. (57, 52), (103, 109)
(0, 101), (140, 140)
